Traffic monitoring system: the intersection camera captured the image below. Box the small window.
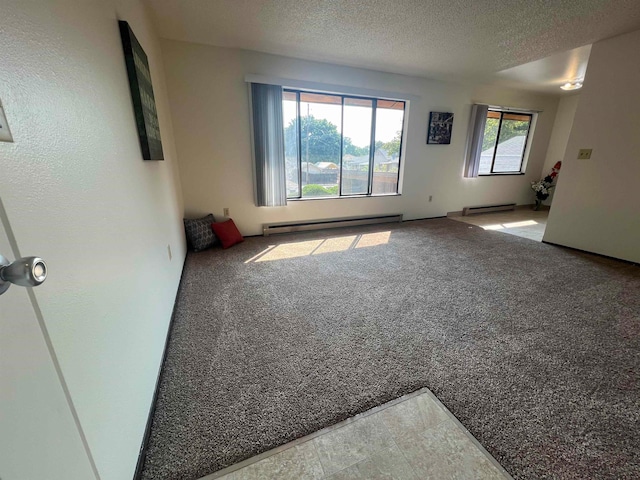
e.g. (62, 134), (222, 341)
(478, 110), (533, 175)
(283, 89), (406, 199)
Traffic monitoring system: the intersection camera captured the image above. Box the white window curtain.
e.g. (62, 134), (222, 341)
(463, 104), (489, 178)
(251, 83), (287, 207)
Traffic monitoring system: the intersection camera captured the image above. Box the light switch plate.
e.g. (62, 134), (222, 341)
(0, 104), (14, 143)
(578, 148), (592, 159)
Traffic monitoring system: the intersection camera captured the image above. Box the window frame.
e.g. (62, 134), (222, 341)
(479, 109), (534, 176)
(283, 88), (406, 200)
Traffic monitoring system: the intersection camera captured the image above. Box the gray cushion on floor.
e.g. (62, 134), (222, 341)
(183, 214), (216, 251)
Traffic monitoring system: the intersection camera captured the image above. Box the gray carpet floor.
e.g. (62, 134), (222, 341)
(140, 218), (640, 480)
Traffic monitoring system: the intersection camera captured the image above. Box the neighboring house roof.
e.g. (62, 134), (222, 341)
(300, 162), (322, 173)
(482, 135), (526, 157)
(316, 162), (339, 170)
(345, 148), (394, 167)
(479, 135), (526, 173)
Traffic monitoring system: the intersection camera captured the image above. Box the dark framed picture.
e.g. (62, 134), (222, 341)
(427, 112), (454, 145)
(119, 20), (164, 160)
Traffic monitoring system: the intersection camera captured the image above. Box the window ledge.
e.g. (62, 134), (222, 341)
(478, 172), (525, 176)
(288, 193), (402, 202)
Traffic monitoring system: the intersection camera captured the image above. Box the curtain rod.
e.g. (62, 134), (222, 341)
(245, 74), (420, 102)
(483, 104), (543, 113)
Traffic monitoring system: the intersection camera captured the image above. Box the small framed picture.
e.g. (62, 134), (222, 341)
(427, 112), (454, 145)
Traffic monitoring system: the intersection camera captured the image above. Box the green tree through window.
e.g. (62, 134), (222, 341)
(482, 116), (530, 151)
(284, 116), (368, 164)
(283, 89), (406, 198)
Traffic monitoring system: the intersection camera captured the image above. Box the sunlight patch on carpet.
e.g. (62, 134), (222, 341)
(247, 231), (392, 262)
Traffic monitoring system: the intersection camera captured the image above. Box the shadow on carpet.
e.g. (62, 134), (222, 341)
(140, 218), (640, 480)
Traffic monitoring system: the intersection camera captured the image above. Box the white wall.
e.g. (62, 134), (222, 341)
(161, 40), (560, 236)
(544, 29), (640, 263)
(0, 1), (185, 479)
(540, 94), (580, 204)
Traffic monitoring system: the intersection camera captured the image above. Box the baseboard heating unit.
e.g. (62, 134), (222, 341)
(263, 214), (403, 236)
(462, 203), (516, 216)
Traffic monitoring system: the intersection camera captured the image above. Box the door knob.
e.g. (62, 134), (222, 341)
(0, 254), (47, 295)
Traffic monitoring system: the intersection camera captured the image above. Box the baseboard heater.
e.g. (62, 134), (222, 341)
(263, 214), (403, 236)
(462, 203), (516, 216)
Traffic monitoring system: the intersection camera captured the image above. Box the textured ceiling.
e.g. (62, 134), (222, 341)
(146, 0), (640, 91)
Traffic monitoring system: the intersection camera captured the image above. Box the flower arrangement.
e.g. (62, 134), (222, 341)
(531, 161), (561, 209)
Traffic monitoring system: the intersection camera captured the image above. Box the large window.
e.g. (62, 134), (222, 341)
(478, 110), (533, 175)
(283, 89), (405, 199)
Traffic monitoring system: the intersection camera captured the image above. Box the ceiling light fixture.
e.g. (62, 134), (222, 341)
(561, 81), (583, 91)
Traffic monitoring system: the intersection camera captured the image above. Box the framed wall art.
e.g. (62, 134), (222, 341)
(119, 20), (164, 160)
(427, 111), (454, 145)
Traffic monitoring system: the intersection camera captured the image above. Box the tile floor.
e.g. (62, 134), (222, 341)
(448, 206), (549, 242)
(202, 389), (512, 480)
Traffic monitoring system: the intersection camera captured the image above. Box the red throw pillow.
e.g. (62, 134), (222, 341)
(211, 219), (244, 249)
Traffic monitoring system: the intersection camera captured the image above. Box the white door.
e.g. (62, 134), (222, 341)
(0, 203), (96, 480)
